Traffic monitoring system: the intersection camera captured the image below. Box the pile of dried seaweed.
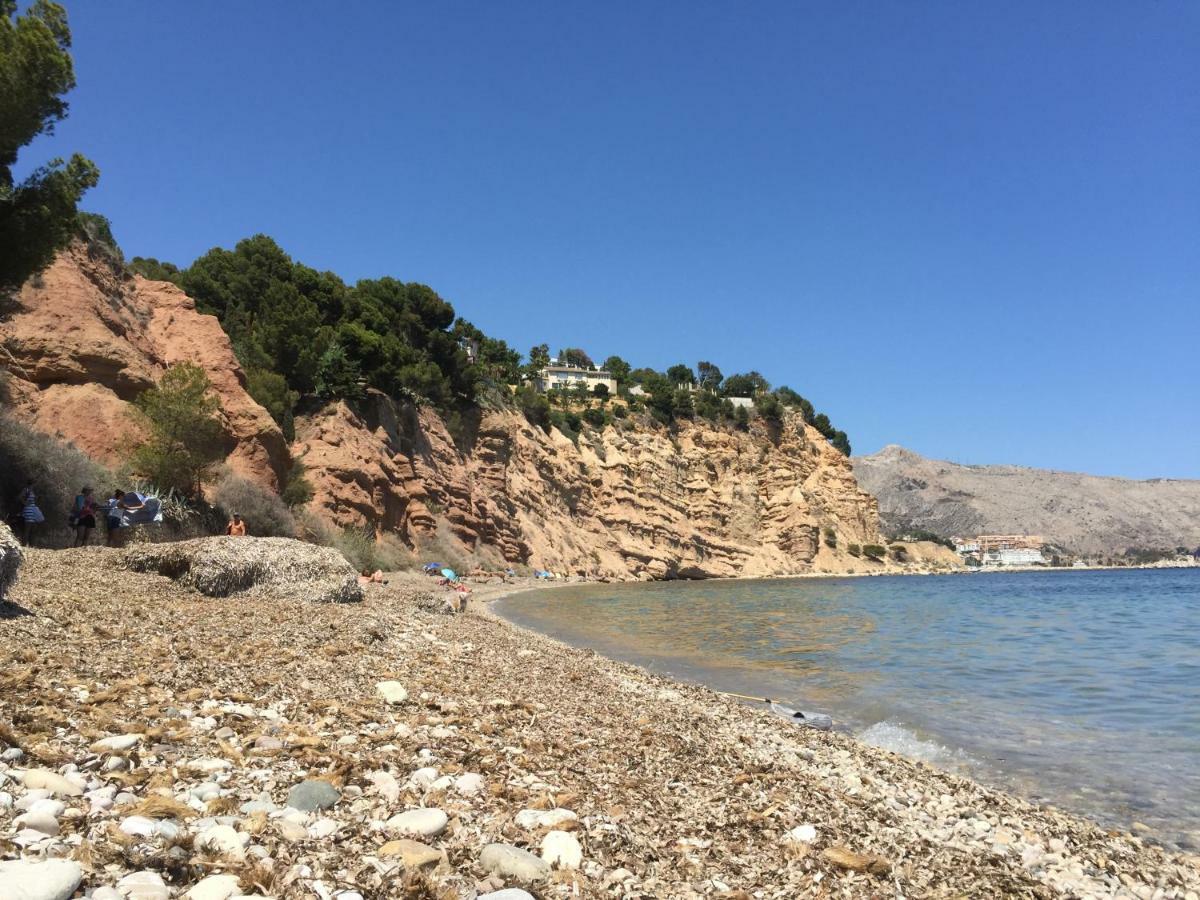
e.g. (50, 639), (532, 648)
(0, 549), (1197, 899)
(121, 537), (362, 604)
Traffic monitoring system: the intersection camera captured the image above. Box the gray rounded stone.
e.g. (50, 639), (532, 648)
(286, 778), (340, 812)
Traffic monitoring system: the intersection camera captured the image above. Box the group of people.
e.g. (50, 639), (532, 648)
(12, 483), (140, 548)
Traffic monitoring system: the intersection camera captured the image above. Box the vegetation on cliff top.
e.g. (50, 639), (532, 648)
(0, 0), (98, 303)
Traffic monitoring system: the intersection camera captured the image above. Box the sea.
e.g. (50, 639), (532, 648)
(496, 568), (1200, 849)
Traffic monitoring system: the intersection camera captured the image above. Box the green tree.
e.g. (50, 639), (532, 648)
(602, 355), (631, 386)
(245, 367), (299, 441)
(582, 406), (607, 428)
(697, 360), (723, 393)
(128, 256), (180, 282)
(1, 0), (99, 301)
(830, 430), (852, 456)
(525, 343), (551, 380)
(314, 340), (363, 402)
(721, 371), (770, 397)
(672, 388), (694, 420)
(130, 363), (225, 496)
(775, 386), (815, 423)
(454, 319), (521, 385)
(755, 392), (784, 425)
(667, 363), (696, 387)
(693, 390), (722, 421)
(592, 382), (609, 401)
(558, 347), (593, 368)
(517, 385), (551, 431)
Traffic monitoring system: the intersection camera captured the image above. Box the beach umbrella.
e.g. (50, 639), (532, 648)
(441, 568), (457, 580)
(423, 562), (445, 571)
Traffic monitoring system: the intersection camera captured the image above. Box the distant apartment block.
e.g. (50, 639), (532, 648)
(954, 534), (1047, 567)
(533, 361), (618, 394)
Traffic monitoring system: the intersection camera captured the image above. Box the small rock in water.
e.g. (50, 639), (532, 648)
(376, 680), (408, 704)
(386, 808), (448, 838)
(479, 843), (552, 882)
(287, 778), (340, 812)
(540, 830), (583, 869)
(0, 859), (82, 900)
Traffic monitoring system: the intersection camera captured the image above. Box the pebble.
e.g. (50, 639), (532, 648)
(479, 891), (535, 900)
(1, 747), (24, 762)
(0, 859), (82, 900)
(479, 843), (552, 882)
(184, 874), (242, 900)
(376, 680), (408, 704)
(287, 778), (340, 812)
(253, 735), (283, 751)
(386, 808), (448, 838)
(408, 766), (439, 789)
(89, 734), (142, 754)
(540, 830), (583, 869)
(14, 810), (60, 835)
(377, 838), (444, 869)
(454, 772), (485, 796)
(277, 819), (308, 842)
(308, 817), (339, 839)
(367, 771), (400, 803)
(784, 824), (818, 844)
(116, 870), (170, 900)
(515, 807), (577, 830)
(196, 823), (248, 860)
(19, 770), (83, 797)
(119, 816), (159, 838)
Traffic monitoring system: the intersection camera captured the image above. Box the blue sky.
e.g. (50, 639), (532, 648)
(21, 2), (1200, 478)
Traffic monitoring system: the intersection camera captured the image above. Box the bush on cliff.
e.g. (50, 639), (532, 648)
(130, 363), (225, 497)
(211, 473), (296, 538)
(863, 544), (887, 561)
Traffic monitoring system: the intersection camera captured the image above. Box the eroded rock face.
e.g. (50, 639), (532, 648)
(0, 243), (287, 491)
(293, 392), (888, 579)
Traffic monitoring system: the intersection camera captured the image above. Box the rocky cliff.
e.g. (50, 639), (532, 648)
(0, 242), (288, 490)
(292, 392), (913, 579)
(854, 444), (1200, 556)
(2, 247), (925, 578)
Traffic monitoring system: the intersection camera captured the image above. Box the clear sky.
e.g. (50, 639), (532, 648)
(20, 2), (1200, 478)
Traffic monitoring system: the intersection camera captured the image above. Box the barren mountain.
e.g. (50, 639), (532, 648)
(853, 445), (1200, 556)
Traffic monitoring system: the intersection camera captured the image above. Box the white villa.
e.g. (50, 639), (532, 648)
(533, 361), (618, 394)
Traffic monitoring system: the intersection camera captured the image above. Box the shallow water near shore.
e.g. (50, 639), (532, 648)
(497, 568), (1200, 849)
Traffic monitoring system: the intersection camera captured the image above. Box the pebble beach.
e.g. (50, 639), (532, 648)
(2, 547), (1198, 899)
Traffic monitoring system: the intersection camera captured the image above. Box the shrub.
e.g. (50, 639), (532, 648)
(592, 383), (609, 400)
(863, 544), (887, 561)
(847, 543), (862, 557)
(295, 509), (415, 572)
(131, 363), (225, 496)
(890, 545), (908, 561)
(0, 415), (119, 547)
(611, 403), (628, 420)
(211, 472), (296, 537)
(281, 458), (315, 508)
(518, 385), (551, 432)
(823, 526), (837, 548)
(245, 367), (299, 441)
(582, 407), (607, 428)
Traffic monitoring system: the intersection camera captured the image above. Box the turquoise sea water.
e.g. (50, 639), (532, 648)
(497, 568), (1200, 849)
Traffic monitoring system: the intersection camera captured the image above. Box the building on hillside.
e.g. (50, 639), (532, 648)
(954, 534), (1047, 567)
(726, 396), (754, 409)
(532, 361), (618, 394)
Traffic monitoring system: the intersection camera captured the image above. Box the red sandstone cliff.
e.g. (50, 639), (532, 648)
(0, 243), (288, 490)
(292, 392), (907, 579)
(2, 247), (950, 578)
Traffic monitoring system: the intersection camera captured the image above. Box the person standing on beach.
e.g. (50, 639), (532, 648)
(71, 486), (98, 547)
(17, 480), (44, 546)
(225, 513), (247, 536)
(104, 490), (123, 546)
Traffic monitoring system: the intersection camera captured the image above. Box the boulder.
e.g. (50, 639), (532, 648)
(0, 859), (82, 900)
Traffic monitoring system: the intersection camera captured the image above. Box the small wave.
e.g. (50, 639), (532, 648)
(857, 721), (965, 768)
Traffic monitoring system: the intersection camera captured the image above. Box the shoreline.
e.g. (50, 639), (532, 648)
(1, 549), (1197, 898)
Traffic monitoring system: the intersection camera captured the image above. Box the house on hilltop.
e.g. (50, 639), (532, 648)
(533, 360), (618, 394)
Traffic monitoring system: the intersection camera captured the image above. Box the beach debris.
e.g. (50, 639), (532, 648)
(820, 845), (892, 876)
